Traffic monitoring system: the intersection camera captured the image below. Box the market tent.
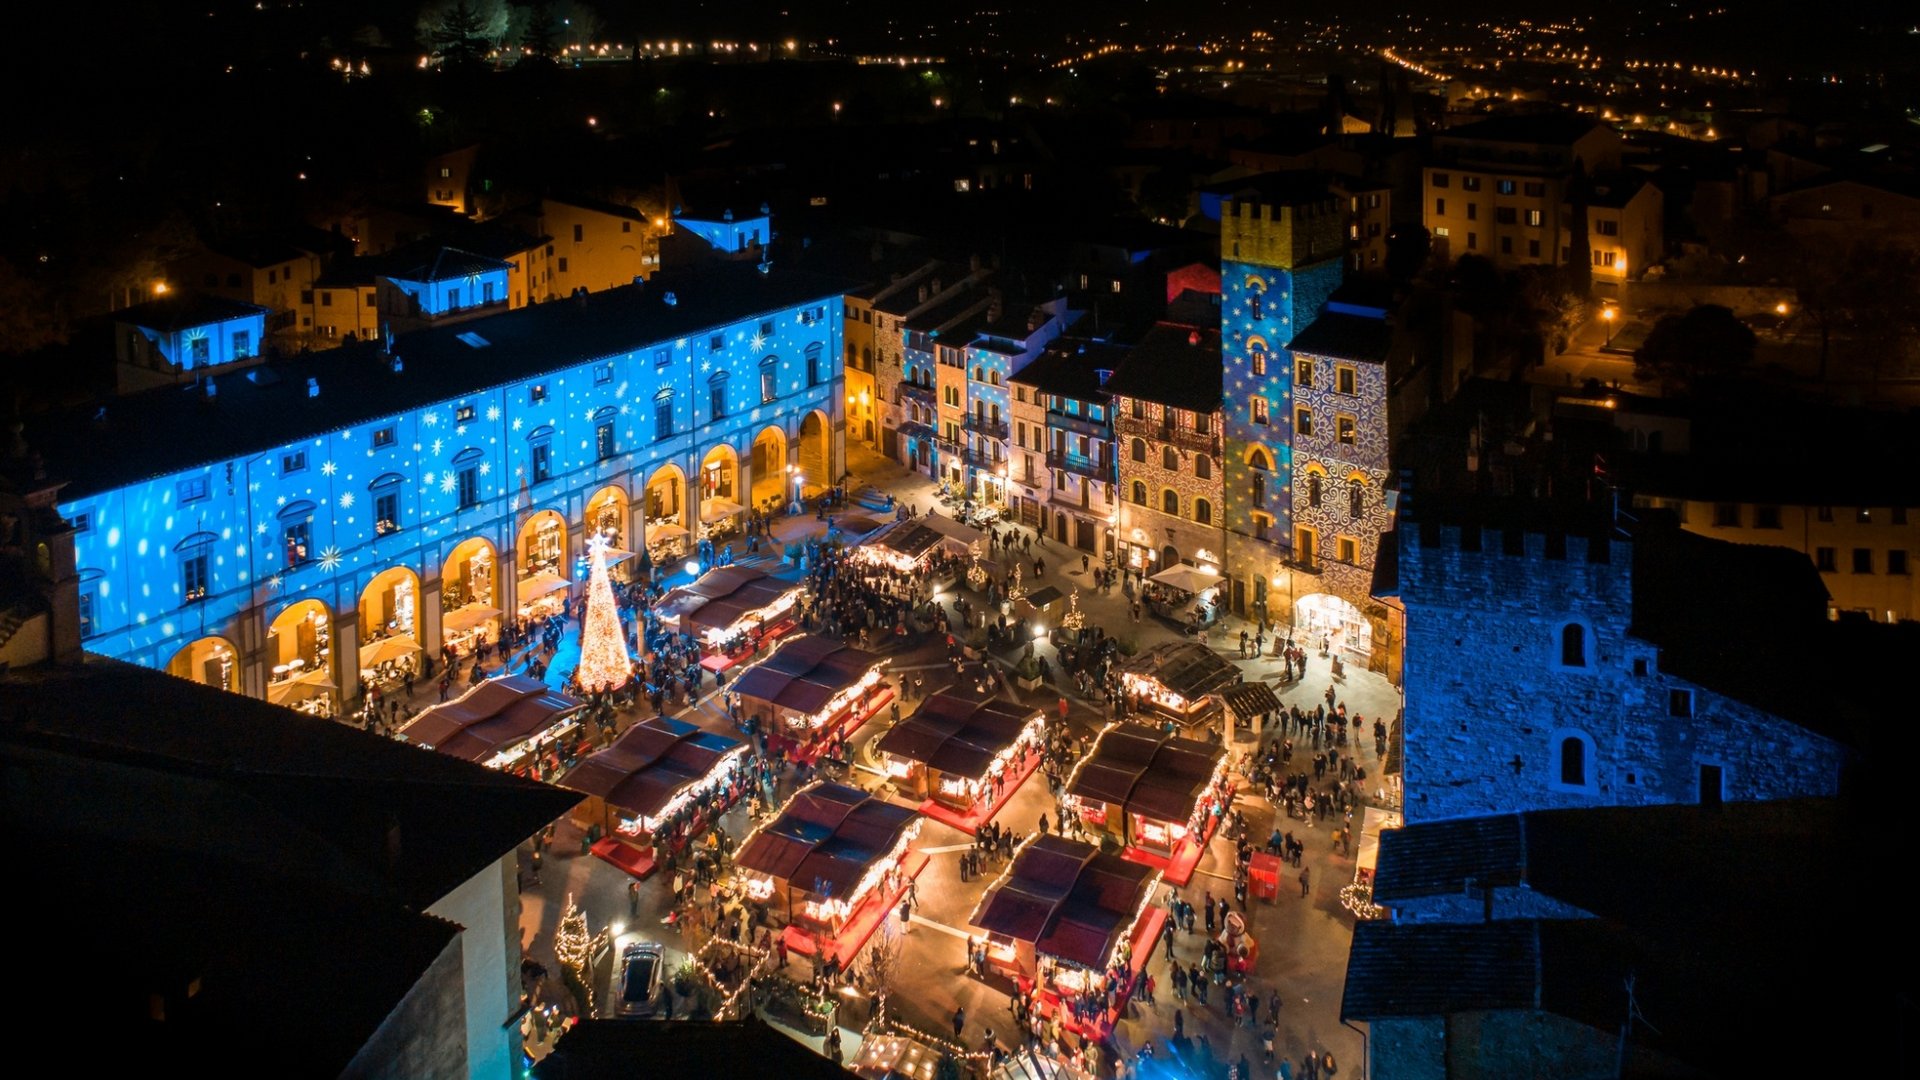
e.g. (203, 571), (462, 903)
(653, 567), (801, 636)
(734, 783), (867, 882)
(1067, 723), (1226, 826)
(358, 634), (422, 669)
(1120, 641), (1240, 701)
(562, 716), (747, 823)
(875, 693), (1042, 783)
(735, 782), (919, 901)
(518, 571), (572, 603)
(858, 520), (944, 564)
(1221, 681), (1280, 722)
(1148, 564), (1220, 594)
(732, 636), (887, 716)
(442, 606), (503, 636)
(915, 512), (985, 551)
(970, 835), (1158, 970)
(646, 523), (689, 543)
(401, 675), (585, 764)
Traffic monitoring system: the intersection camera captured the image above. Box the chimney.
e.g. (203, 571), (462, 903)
(307, 377), (320, 398)
(663, 291), (678, 306)
(389, 354), (404, 374)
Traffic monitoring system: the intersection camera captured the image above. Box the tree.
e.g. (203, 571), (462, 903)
(1384, 224), (1431, 285)
(0, 258), (63, 358)
(1633, 304), (1756, 392)
(1513, 265), (1586, 355)
(1792, 240), (1920, 383)
(421, 0), (501, 71)
(517, 3), (556, 64)
(575, 535), (631, 693)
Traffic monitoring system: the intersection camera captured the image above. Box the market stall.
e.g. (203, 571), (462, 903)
(969, 835), (1165, 1040)
(645, 521), (690, 565)
(1115, 641), (1238, 734)
(517, 569), (572, 621)
(1142, 563), (1224, 628)
(733, 781), (924, 952)
(1064, 722), (1231, 885)
(563, 715), (752, 877)
(875, 693), (1045, 831)
(1340, 805), (1404, 919)
(652, 566), (804, 669)
(1221, 680), (1282, 740)
(732, 636), (893, 764)
(400, 674), (587, 780)
(849, 513), (982, 592)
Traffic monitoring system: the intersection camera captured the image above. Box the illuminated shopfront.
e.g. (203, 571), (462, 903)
(517, 510), (571, 620)
(1064, 722), (1229, 855)
(440, 538), (499, 657)
(875, 694), (1046, 814)
(357, 566), (421, 687)
(266, 599), (333, 714)
(167, 635), (237, 693)
(733, 781), (922, 931)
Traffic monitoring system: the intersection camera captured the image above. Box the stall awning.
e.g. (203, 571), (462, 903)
(603, 548), (636, 567)
(735, 782), (915, 892)
(733, 636), (887, 717)
(358, 634), (421, 669)
(702, 499), (746, 520)
(646, 522), (689, 543)
(1068, 722), (1225, 825)
(443, 606), (503, 636)
(654, 567), (803, 636)
(562, 715), (746, 822)
(876, 693), (1043, 782)
(401, 674), (586, 765)
(1024, 586), (1064, 609)
(969, 835), (1158, 969)
(1221, 681), (1280, 720)
(1120, 641), (1240, 701)
(518, 571), (571, 603)
(1148, 564), (1221, 594)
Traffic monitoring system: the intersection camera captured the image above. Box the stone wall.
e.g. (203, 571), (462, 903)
(1387, 885), (1592, 926)
(343, 929), (470, 1079)
(1396, 523), (1844, 823)
(1370, 1017), (1446, 1080)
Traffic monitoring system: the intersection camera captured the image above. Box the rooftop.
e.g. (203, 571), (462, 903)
(1287, 311), (1393, 364)
(111, 293), (270, 333)
(30, 261), (853, 499)
(1436, 111), (1606, 148)
(1009, 337), (1128, 400)
(1102, 323), (1224, 412)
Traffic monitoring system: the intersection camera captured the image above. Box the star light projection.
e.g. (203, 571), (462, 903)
(574, 534), (631, 693)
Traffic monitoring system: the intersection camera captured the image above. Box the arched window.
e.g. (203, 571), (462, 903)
(1560, 623), (1589, 668)
(1194, 498), (1213, 525)
(1131, 481), (1147, 505)
(1308, 474), (1323, 508)
(1131, 438), (1147, 463)
(1195, 455), (1212, 480)
(1560, 736), (1587, 786)
(1349, 479), (1365, 519)
(1252, 472), (1266, 508)
(760, 355), (779, 403)
(450, 447), (484, 467)
(1249, 448), (1272, 471)
(1162, 446), (1178, 472)
(1161, 490), (1179, 516)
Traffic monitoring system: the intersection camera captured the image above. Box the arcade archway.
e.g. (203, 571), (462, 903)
(358, 566), (423, 684)
(517, 510), (570, 620)
(267, 599), (334, 711)
(699, 443), (744, 539)
(168, 636), (237, 693)
(441, 538), (499, 656)
(797, 410), (831, 499)
(644, 463), (689, 562)
(1294, 592), (1372, 661)
(750, 426), (787, 509)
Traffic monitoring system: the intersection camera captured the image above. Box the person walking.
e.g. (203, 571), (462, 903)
(1299, 866), (1311, 898)
(952, 1006), (966, 1040)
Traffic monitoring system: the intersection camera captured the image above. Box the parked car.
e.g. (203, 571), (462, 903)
(616, 941), (664, 1018)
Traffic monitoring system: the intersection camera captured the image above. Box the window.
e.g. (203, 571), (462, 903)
(78, 590), (94, 638)
(1296, 359), (1313, 387)
(1558, 736), (1587, 787)
(1162, 446), (1178, 472)
(1195, 498), (1213, 525)
(1308, 474), (1323, 508)
(284, 520), (311, 565)
(531, 442), (552, 483)
(1337, 415), (1356, 444)
(1466, 232), (1478, 251)
(557, 257), (569, 274)
(70, 513), (89, 534)
(1466, 203), (1478, 222)
(654, 391), (675, 441)
(1462, 176), (1481, 192)
(1500, 237), (1513, 255)
(456, 405), (476, 423)
(375, 491), (399, 535)
(652, 348), (672, 371)
(710, 380), (728, 420)
(457, 466), (479, 509)
(283, 451), (307, 474)
(1296, 408), (1312, 437)
(1524, 181), (1545, 197)
(1252, 470), (1267, 508)
(761, 357), (779, 403)
(1131, 481), (1147, 505)
(1195, 455), (1211, 480)
(1131, 438), (1147, 463)
(1559, 623), (1590, 668)
(1251, 347), (1266, 376)
(709, 334), (724, 352)
(1496, 179), (1516, 195)
(595, 362), (613, 385)
(1162, 490), (1179, 516)
(597, 420), (616, 460)
(439, 166), (451, 178)
(1893, 508), (1908, 524)
(1349, 479), (1364, 519)
(1337, 536), (1358, 564)
(760, 319), (775, 339)
(1713, 503), (1740, 527)
(1337, 366), (1356, 395)
(1852, 548), (1873, 574)
(182, 553), (209, 603)
(1528, 239), (1541, 257)
(806, 344), (823, 386)
(373, 426), (396, 448)
(1816, 506), (1833, 522)
(1431, 172), (1449, 189)
(1595, 219), (1619, 236)
(572, 224), (583, 243)
(1251, 398), (1269, 425)
(1496, 206), (1516, 225)
(1434, 227), (1449, 237)
(232, 330), (252, 358)
(1815, 547), (1836, 572)
(1855, 507), (1873, 524)
(1668, 689), (1694, 718)
(1889, 550), (1908, 575)
(1294, 527), (1316, 565)
(1698, 763), (1724, 806)
(1434, 197), (1446, 216)
(1526, 209), (1543, 227)
(1593, 251), (1616, 269)
(177, 476), (209, 504)
(1754, 505), (1781, 529)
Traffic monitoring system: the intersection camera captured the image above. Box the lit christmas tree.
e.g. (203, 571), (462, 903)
(575, 534), (631, 694)
(1061, 588), (1084, 632)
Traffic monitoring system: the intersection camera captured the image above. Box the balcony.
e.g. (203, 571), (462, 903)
(963, 414), (1011, 440)
(965, 447), (1005, 471)
(898, 381), (936, 405)
(1046, 450), (1113, 481)
(1115, 414), (1222, 457)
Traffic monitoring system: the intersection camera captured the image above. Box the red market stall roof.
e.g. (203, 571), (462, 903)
(970, 835), (1159, 970)
(731, 636), (888, 716)
(400, 675), (585, 764)
(561, 716), (746, 822)
(735, 782), (920, 900)
(1067, 723), (1226, 824)
(653, 567), (802, 636)
(875, 693), (1043, 780)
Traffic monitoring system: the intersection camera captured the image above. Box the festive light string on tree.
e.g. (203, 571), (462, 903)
(575, 533), (632, 693)
(1061, 588), (1085, 632)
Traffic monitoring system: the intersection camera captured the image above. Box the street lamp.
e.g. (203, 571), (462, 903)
(1600, 306), (1618, 347)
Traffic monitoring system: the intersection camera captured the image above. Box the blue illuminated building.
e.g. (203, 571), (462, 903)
(113, 295), (272, 391)
(38, 262), (847, 714)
